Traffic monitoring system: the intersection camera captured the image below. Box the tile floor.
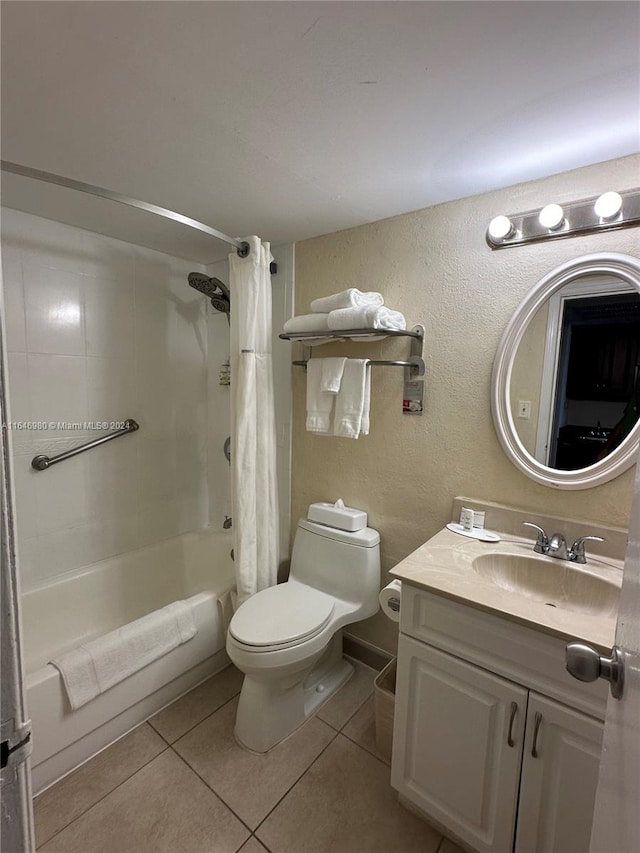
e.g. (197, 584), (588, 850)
(34, 660), (464, 853)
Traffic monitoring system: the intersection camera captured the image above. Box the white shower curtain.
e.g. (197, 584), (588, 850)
(229, 236), (279, 605)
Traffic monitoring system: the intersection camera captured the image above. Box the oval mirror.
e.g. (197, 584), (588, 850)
(492, 253), (640, 489)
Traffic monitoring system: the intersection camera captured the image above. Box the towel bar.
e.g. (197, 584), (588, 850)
(31, 419), (139, 471)
(292, 355), (425, 376)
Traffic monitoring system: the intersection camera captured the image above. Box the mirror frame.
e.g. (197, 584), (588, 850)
(492, 252), (640, 490)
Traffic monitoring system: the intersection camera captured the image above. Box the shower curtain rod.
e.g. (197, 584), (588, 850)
(0, 160), (249, 256)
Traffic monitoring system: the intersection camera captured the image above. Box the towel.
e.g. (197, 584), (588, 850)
(50, 600), (197, 710)
(311, 289), (384, 313)
(360, 366), (372, 436)
(306, 359), (335, 433)
(283, 313), (330, 334)
(333, 359), (370, 439)
(327, 306), (407, 332)
(320, 357), (347, 394)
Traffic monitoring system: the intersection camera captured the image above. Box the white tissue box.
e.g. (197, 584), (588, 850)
(308, 501), (367, 531)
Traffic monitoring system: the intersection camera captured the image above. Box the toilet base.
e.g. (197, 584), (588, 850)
(234, 632), (353, 753)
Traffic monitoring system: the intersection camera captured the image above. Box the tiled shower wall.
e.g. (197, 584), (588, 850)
(1, 208), (210, 591)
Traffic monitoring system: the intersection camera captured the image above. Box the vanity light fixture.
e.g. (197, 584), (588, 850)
(538, 203), (565, 231)
(488, 215), (515, 241)
(594, 191), (623, 221)
(486, 187), (640, 249)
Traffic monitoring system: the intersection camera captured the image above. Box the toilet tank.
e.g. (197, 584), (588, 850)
(290, 518), (381, 607)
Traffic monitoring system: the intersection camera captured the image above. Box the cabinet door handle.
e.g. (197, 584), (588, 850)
(507, 701), (518, 747)
(531, 712), (543, 758)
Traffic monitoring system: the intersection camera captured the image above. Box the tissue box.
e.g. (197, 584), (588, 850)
(307, 501), (367, 531)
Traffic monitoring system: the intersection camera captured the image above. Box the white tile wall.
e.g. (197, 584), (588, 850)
(1, 208), (210, 591)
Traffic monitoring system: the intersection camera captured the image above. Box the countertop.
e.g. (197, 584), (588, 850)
(390, 527), (622, 651)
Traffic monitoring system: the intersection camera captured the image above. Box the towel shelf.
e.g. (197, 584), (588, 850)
(279, 328), (422, 342)
(284, 324), (425, 381)
(31, 419), (139, 471)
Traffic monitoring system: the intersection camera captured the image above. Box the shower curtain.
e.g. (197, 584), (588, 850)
(229, 236), (279, 605)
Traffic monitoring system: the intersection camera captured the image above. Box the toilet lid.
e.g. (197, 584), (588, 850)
(229, 583), (335, 648)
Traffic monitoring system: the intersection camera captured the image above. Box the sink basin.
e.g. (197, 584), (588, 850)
(472, 553), (619, 617)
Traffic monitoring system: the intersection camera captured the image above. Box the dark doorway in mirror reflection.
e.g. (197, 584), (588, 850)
(551, 293), (640, 470)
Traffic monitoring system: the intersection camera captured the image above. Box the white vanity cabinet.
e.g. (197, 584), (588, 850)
(515, 693), (603, 853)
(391, 584), (607, 853)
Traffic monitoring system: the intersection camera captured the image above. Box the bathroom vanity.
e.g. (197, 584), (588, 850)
(389, 524), (622, 853)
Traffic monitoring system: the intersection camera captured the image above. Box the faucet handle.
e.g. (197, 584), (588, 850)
(570, 535), (605, 564)
(522, 522), (549, 554)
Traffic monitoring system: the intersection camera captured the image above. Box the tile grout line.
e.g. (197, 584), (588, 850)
(339, 728), (391, 769)
(250, 680), (377, 837)
(169, 746), (256, 837)
(34, 740), (172, 850)
(148, 684), (242, 747)
(251, 720), (347, 838)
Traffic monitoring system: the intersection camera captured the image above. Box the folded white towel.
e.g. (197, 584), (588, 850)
(311, 289), (384, 313)
(306, 359), (335, 433)
(327, 306), (407, 332)
(321, 357), (347, 394)
(333, 359), (370, 439)
(283, 313), (330, 334)
(50, 600), (197, 710)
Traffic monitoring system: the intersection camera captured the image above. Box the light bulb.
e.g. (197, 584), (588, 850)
(539, 203), (565, 230)
(488, 215), (514, 241)
(594, 191), (622, 220)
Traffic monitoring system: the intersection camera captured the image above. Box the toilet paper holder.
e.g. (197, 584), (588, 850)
(387, 597), (400, 612)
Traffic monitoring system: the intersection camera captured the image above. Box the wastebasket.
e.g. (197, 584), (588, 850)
(374, 657), (397, 760)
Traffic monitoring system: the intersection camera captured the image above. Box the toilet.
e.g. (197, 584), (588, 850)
(226, 511), (381, 752)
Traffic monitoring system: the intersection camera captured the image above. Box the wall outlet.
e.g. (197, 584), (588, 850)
(517, 400), (532, 420)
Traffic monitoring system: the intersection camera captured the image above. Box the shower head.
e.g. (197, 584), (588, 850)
(188, 272), (231, 324)
(188, 272), (230, 302)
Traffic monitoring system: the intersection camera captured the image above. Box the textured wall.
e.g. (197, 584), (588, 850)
(510, 301), (548, 457)
(292, 154), (639, 653)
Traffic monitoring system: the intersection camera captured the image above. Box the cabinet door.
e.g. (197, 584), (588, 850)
(515, 693), (603, 853)
(391, 636), (527, 853)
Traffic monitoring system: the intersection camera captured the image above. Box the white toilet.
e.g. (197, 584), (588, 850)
(226, 512), (381, 752)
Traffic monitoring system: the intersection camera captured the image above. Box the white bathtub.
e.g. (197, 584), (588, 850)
(22, 530), (236, 794)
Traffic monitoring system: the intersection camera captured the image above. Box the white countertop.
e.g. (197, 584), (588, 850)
(390, 527), (622, 651)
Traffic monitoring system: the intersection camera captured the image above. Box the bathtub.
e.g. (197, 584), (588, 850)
(22, 529), (236, 794)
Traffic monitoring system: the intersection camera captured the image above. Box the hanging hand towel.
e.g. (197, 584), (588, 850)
(306, 359), (335, 433)
(311, 289), (384, 313)
(50, 600), (197, 710)
(327, 306), (407, 331)
(359, 365), (372, 436)
(333, 359), (370, 439)
(320, 357), (347, 393)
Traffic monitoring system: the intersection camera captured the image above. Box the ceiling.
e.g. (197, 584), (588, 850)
(1, 1), (639, 263)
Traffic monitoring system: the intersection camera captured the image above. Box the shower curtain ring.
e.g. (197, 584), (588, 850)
(237, 241), (251, 258)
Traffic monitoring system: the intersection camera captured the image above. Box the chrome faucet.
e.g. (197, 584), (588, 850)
(569, 536), (606, 564)
(522, 522), (604, 564)
(547, 533), (569, 561)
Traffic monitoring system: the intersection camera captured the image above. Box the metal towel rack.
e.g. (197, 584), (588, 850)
(282, 325), (426, 378)
(291, 355), (425, 376)
(31, 419), (139, 471)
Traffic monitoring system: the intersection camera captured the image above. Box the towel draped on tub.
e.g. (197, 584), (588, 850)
(50, 600), (197, 710)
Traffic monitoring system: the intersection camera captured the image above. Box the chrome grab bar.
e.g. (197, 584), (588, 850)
(31, 419), (139, 471)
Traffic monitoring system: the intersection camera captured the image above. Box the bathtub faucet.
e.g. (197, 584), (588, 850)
(223, 515), (232, 530)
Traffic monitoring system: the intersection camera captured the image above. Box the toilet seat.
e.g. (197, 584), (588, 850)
(229, 583), (335, 651)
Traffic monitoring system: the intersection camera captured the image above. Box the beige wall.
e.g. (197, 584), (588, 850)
(510, 301), (548, 457)
(291, 154), (639, 654)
